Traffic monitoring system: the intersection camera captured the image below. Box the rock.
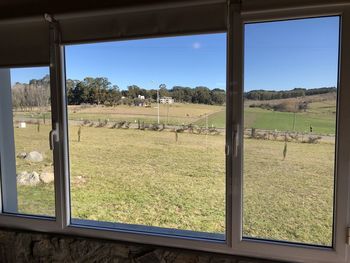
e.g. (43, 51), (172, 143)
(17, 152), (27, 159)
(17, 172), (40, 186)
(72, 176), (86, 186)
(25, 151), (43, 162)
(40, 172), (54, 184)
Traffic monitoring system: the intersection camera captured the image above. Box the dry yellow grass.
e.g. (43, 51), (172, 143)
(69, 103), (224, 125)
(14, 123), (335, 246)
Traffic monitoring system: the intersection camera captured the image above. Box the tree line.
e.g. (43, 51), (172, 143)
(12, 75), (51, 110)
(244, 87), (336, 101)
(12, 75), (226, 108)
(67, 78), (226, 106)
(12, 75), (337, 109)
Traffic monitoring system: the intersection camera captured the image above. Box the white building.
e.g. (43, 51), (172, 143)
(160, 96), (174, 104)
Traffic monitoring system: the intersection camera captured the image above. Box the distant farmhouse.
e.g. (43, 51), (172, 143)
(136, 94), (151, 107)
(160, 96), (174, 104)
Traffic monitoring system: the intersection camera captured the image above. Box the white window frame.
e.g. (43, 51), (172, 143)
(231, 4), (350, 263)
(0, 1), (349, 263)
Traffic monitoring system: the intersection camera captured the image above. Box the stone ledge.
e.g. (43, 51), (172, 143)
(0, 228), (286, 263)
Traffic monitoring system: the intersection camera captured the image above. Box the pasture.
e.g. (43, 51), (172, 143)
(196, 98), (336, 134)
(14, 119), (335, 246)
(12, 94), (337, 246)
(13, 93), (337, 135)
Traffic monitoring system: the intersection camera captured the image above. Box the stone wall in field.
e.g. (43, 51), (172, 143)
(0, 228), (285, 263)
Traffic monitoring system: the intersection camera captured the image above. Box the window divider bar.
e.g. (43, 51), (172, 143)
(48, 18), (70, 228)
(228, 0), (244, 248)
(334, 6), (350, 257)
(0, 68), (18, 213)
(225, 0), (234, 248)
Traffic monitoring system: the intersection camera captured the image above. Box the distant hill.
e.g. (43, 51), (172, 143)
(244, 87), (337, 101)
(246, 92), (337, 113)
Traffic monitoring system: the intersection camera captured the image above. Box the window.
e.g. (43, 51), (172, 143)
(1, 2), (350, 263)
(65, 34), (226, 239)
(243, 16), (340, 246)
(0, 67), (55, 217)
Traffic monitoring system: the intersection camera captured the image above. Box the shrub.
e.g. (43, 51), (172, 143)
(96, 119), (108, 128)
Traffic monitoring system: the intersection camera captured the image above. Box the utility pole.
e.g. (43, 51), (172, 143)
(167, 103), (169, 125)
(157, 88), (160, 124)
(158, 84), (166, 125)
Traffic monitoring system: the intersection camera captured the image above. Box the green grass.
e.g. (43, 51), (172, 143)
(195, 102), (336, 135)
(13, 123), (335, 245)
(14, 101), (336, 134)
(14, 125), (55, 216)
(246, 107), (335, 134)
(243, 139), (334, 245)
(68, 127), (225, 232)
(195, 110), (226, 128)
(12, 99), (337, 246)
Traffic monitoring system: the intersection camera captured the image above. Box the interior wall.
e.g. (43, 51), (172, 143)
(0, 228), (285, 262)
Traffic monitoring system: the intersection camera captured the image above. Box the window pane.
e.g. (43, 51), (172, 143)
(243, 17), (339, 246)
(2, 67), (55, 216)
(66, 34), (226, 237)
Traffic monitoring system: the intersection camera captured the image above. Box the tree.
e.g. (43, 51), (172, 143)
(159, 85), (169, 97)
(127, 85), (141, 99)
(193, 86), (212, 104)
(171, 86), (185, 102)
(83, 77), (111, 105)
(211, 88), (226, 105)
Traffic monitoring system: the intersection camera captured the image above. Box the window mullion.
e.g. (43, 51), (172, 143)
(228, 0), (244, 249)
(334, 6), (350, 259)
(48, 18), (69, 229)
(0, 68), (18, 213)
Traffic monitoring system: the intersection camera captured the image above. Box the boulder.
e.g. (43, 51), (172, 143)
(17, 171), (40, 186)
(25, 151), (43, 162)
(40, 172), (54, 184)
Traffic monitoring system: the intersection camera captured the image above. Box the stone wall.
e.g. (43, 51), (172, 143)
(0, 228), (286, 263)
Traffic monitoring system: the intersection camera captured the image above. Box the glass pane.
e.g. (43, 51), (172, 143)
(66, 34), (226, 237)
(243, 17), (339, 246)
(9, 67), (55, 216)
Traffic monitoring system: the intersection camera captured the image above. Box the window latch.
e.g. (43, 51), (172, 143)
(49, 122), (59, 150)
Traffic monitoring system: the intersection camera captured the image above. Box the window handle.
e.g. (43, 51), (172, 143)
(233, 123), (239, 157)
(49, 122), (59, 150)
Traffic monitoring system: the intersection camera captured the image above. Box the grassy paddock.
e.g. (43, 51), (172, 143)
(243, 139), (334, 245)
(13, 100), (336, 134)
(196, 105), (336, 134)
(14, 124), (55, 216)
(68, 126), (226, 232)
(13, 103), (225, 126)
(13, 123), (335, 245)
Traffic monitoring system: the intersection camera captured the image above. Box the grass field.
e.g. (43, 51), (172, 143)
(13, 95), (337, 135)
(195, 100), (336, 134)
(14, 121), (335, 246)
(14, 103), (224, 126)
(11, 94), (338, 246)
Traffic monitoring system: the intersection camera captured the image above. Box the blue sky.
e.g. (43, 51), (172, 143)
(11, 16), (339, 91)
